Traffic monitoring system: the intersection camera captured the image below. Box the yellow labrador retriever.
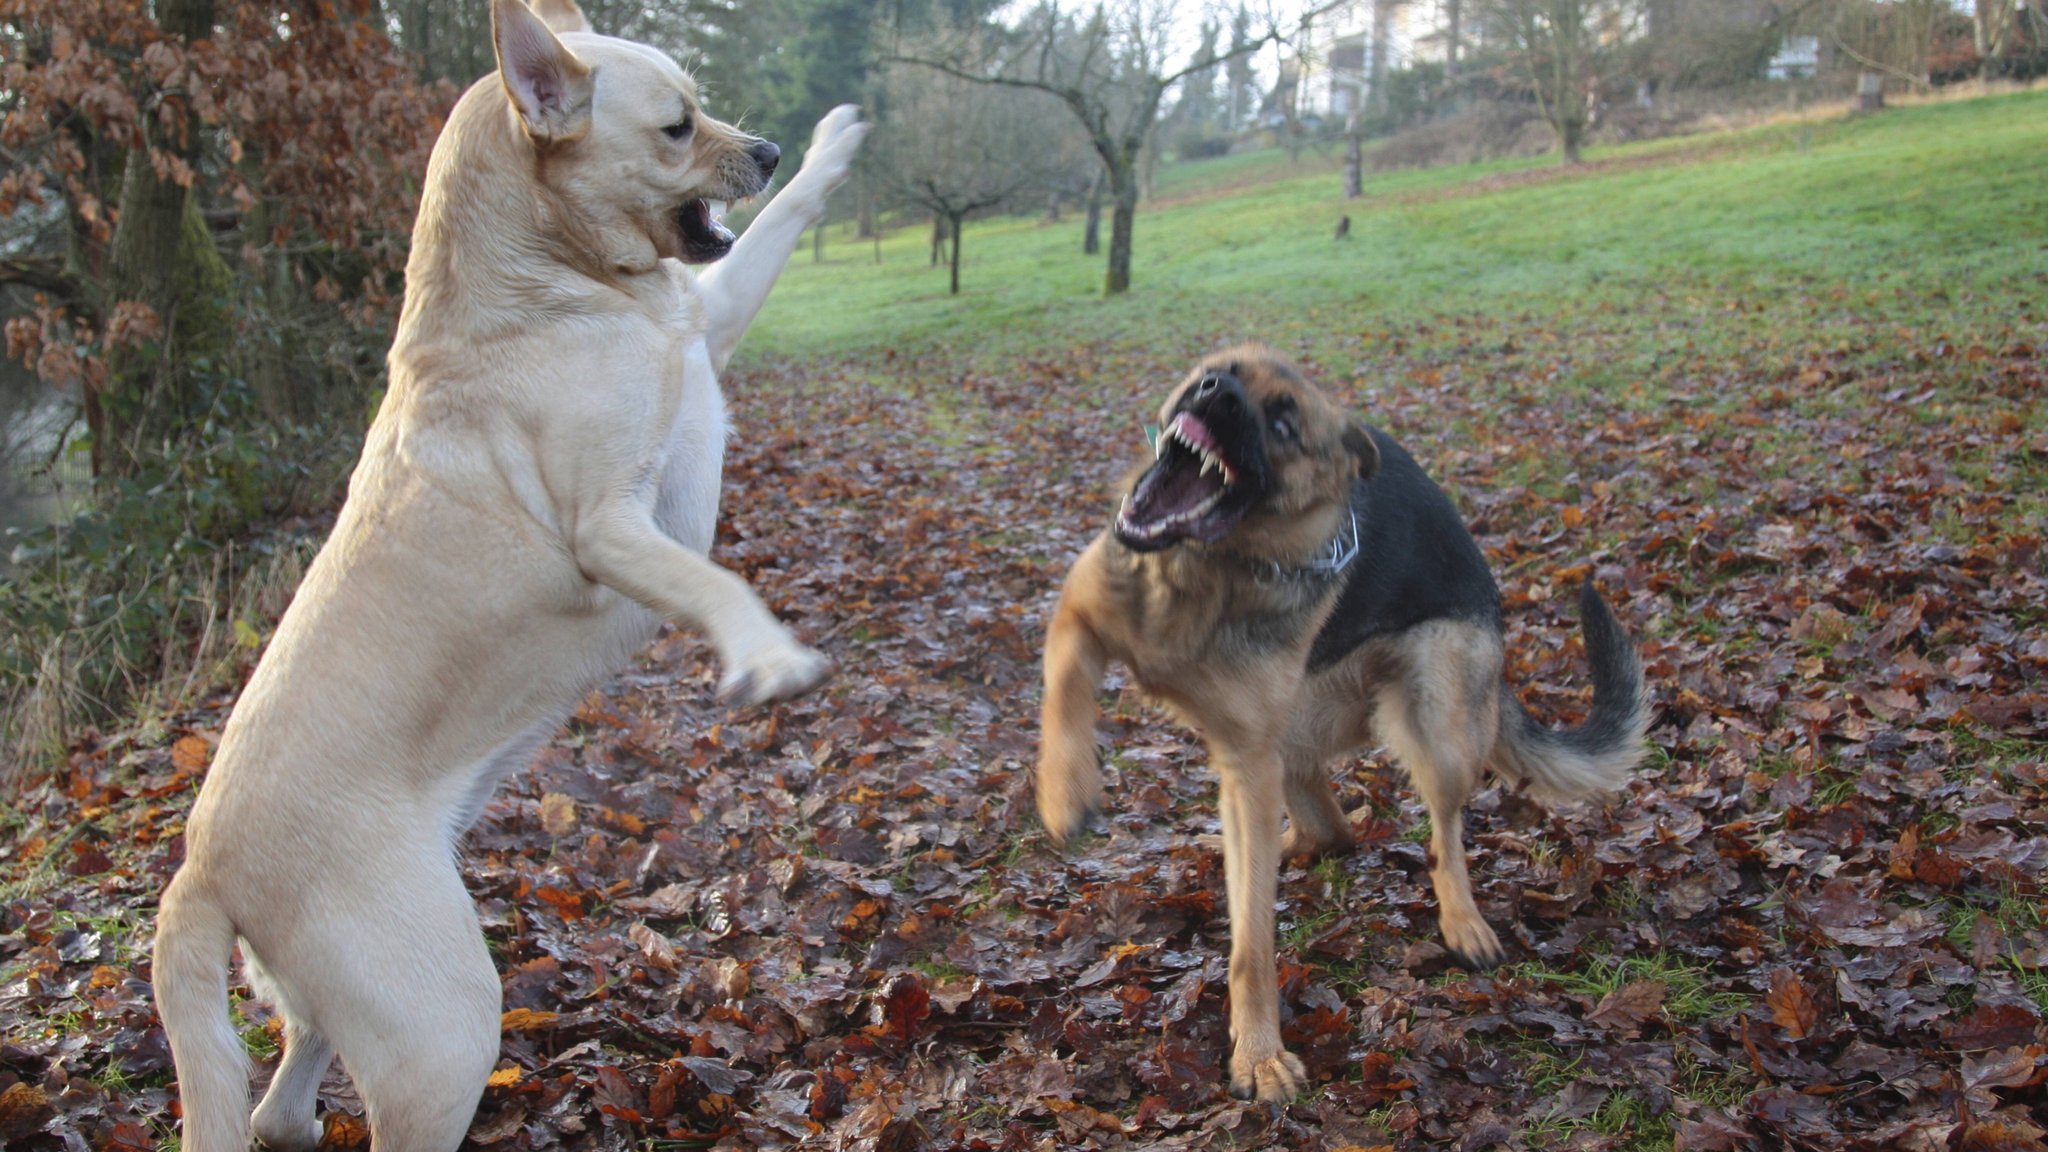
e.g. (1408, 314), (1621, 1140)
(151, 2), (866, 1149)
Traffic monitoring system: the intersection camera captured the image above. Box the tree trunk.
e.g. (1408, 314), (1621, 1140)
(1974, 0), (1996, 72)
(1083, 172), (1103, 256)
(1343, 114), (1363, 198)
(856, 176), (876, 240)
(948, 213), (964, 295)
(931, 215), (945, 266)
(1551, 38), (1587, 166)
(403, 0), (434, 74)
(1857, 71), (1885, 112)
(1104, 167), (1137, 296)
(1445, 0), (1461, 82)
(1368, 0), (1392, 117)
(1559, 115), (1584, 164)
(100, 0), (223, 478)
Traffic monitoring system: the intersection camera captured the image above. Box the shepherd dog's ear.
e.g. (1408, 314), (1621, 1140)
(1343, 424), (1380, 479)
(530, 0), (591, 35)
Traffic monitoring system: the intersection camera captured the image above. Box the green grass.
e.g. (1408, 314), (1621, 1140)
(2014, 958), (2048, 1015)
(1521, 951), (1749, 1026)
(1526, 1089), (1674, 1152)
(740, 89), (2048, 372)
(1944, 875), (2047, 954)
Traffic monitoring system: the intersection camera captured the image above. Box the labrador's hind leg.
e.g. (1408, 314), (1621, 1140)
(249, 1014), (331, 1152)
(257, 856), (501, 1152)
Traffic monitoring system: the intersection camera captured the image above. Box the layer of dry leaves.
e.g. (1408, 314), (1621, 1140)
(3, 311), (2045, 1150)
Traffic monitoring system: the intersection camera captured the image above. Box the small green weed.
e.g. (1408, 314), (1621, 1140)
(1521, 951), (1747, 1026)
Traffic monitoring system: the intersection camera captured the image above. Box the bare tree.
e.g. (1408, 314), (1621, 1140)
(1344, 112), (1364, 198)
(1814, 0), (1969, 91)
(1445, 0), (1463, 80)
(1973, 0), (2018, 71)
(97, 0), (235, 476)
(1332, 0), (1407, 198)
(1476, 0), (1637, 164)
(1225, 4), (1262, 130)
(890, 1), (1291, 295)
(873, 62), (1067, 294)
(1367, 0), (1405, 116)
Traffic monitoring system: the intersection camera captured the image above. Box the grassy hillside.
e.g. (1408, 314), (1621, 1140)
(743, 89), (2048, 373)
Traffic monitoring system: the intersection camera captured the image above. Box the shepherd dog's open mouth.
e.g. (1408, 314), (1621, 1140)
(1116, 411), (1249, 549)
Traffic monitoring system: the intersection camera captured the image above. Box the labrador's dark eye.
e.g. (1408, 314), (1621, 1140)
(1270, 415), (1297, 443)
(662, 115), (693, 140)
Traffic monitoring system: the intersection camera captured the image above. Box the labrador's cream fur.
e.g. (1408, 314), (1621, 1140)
(152, 3), (866, 1149)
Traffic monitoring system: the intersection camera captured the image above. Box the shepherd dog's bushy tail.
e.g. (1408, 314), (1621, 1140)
(1490, 577), (1651, 805)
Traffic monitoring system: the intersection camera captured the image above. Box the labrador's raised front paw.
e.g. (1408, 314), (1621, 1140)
(791, 105), (869, 197)
(718, 638), (831, 707)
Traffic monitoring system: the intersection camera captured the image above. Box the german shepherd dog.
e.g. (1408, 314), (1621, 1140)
(1035, 345), (1650, 1101)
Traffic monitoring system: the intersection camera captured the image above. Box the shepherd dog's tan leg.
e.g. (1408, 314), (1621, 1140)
(1215, 735), (1308, 1101)
(1377, 622), (1507, 967)
(1036, 555), (1111, 845)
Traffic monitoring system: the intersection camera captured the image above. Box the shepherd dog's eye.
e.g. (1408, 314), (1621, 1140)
(1270, 415), (1297, 442)
(662, 115), (693, 141)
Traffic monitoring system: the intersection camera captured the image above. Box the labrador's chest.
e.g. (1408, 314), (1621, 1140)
(603, 270), (723, 556)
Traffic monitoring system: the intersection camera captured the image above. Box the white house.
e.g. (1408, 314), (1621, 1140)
(1767, 35), (1821, 79)
(1289, 0), (1458, 120)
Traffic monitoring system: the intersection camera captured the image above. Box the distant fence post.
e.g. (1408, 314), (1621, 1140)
(1856, 72), (1884, 112)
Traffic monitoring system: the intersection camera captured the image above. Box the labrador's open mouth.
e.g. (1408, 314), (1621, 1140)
(678, 199), (736, 263)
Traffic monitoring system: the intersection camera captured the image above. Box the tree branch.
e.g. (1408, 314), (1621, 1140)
(1828, 24), (1927, 90)
(0, 256), (79, 300)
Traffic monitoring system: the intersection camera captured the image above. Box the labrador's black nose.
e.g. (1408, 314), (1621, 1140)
(749, 140), (780, 178)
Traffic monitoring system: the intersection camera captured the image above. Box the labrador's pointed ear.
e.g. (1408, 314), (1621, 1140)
(492, 0), (592, 142)
(530, 0), (591, 35)
(1343, 424), (1380, 479)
